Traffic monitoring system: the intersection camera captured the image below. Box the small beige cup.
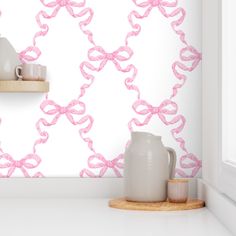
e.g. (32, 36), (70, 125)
(16, 64), (46, 81)
(167, 179), (188, 203)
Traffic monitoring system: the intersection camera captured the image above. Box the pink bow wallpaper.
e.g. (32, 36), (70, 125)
(0, 0), (201, 177)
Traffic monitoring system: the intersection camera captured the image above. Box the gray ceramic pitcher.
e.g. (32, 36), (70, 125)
(0, 37), (20, 80)
(124, 131), (176, 202)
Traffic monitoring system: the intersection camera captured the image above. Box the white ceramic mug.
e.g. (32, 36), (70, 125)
(15, 64), (46, 81)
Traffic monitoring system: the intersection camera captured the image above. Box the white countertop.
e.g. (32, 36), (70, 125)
(0, 198), (232, 236)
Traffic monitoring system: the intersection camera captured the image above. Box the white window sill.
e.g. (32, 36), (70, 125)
(0, 178), (233, 236)
(0, 198), (231, 236)
(198, 179), (236, 235)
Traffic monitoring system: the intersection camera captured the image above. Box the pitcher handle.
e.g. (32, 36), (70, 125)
(15, 65), (23, 80)
(166, 147), (176, 179)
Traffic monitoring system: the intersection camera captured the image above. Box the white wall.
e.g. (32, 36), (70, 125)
(0, 0), (202, 177)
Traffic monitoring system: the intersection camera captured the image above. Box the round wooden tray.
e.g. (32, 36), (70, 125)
(109, 198), (205, 211)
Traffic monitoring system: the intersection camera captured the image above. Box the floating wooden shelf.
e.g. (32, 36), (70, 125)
(0, 80), (49, 93)
(109, 198), (205, 211)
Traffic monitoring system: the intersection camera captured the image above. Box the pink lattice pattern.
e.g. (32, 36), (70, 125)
(0, 0), (201, 177)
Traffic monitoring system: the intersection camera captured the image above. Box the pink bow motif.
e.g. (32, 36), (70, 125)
(0, 153), (42, 177)
(80, 154), (124, 177)
(175, 153), (202, 177)
(171, 46), (202, 98)
(126, 0), (187, 45)
(39, 0), (85, 17)
(18, 47), (41, 63)
(19, 0), (94, 62)
(33, 99), (86, 152)
(77, 115), (95, 152)
(80, 168), (96, 178)
(129, 99), (187, 152)
(40, 99), (86, 126)
(33, 108), (94, 154)
(87, 46), (133, 71)
(125, 0), (202, 99)
(79, 45), (140, 99)
(32, 172), (44, 178)
(36, 0), (94, 42)
(126, 0), (162, 43)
